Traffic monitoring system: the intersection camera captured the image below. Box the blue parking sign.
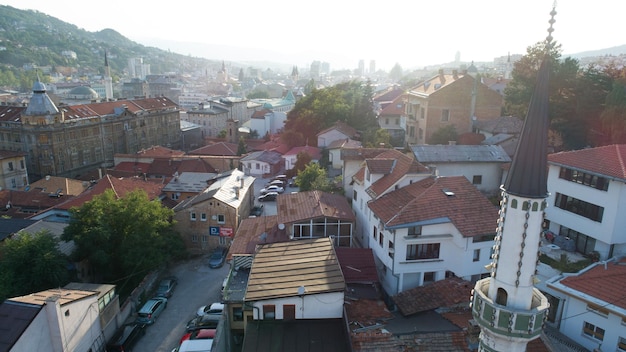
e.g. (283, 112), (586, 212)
(209, 226), (220, 236)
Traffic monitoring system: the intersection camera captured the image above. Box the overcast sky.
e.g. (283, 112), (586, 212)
(2, 0), (625, 71)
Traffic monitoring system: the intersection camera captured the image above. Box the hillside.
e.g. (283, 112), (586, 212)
(0, 5), (218, 82)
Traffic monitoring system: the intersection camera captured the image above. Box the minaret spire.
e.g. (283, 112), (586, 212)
(471, 5), (555, 352)
(104, 51), (113, 101)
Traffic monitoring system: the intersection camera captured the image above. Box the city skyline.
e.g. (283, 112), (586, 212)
(1, 0), (625, 71)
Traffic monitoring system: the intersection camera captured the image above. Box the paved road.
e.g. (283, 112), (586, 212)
(133, 255), (230, 352)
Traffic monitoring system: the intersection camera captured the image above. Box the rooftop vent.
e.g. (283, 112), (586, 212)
(442, 188), (455, 197)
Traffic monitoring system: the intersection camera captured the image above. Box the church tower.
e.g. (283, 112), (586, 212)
(471, 7), (556, 352)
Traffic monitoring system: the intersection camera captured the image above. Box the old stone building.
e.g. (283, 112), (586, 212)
(0, 79), (181, 179)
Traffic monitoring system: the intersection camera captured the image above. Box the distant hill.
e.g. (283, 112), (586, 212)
(566, 44), (626, 59)
(0, 5), (219, 79)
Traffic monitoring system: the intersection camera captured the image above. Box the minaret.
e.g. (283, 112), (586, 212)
(104, 51), (113, 101)
(471, 6), (555, 352)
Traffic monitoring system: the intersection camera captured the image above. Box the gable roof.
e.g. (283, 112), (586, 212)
(408, 73), (468, 97)
(162, 172), (216, 193)
(134, 145), (185, 158)
(0, 218), (38, 241)
(378, 96), (405, 116)
(245, 238), (345, 301)
(227, 215), (286, 260)
(0, 189), (70, 219)
(410, 144), (511, 163)
(548, 144), (626, 181)
(188, 142), (239, 156)
(340, 147), (388, 161)
(251, 138), (291, 155)
(473, 115), (524, 135)
(364, 149), (430, 198)
(27, 176), (88, 196)
(283, 145), (321, 160)
(242, 319), (350, 352)
(372, 87), (404, 103)
(173, 169), (254, 211)
(317, 121), (358, 139)
(554, 257), (626, 311)
(240, 150), (283, 165)
(276, 190), (355, 225)
(326, 138), (361, 150)
(392, 277), (472, 316)
(368, 176), (498, 237)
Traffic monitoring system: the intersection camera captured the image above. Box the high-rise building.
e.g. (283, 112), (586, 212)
(369, 60), (376, 75)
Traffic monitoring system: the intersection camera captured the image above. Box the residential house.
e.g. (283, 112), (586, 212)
(351, 149), (431, 248)
(282, 145), (321, 171)
(378, 96), (406, 147)
(173, 169), (255, 254)
(404, 69), (503, 145)
(188, 141), (240, 157)
(547, 257), (626, 352)
(26, 175), (88, 196)
(474, 115), (523, 157)
(241, 238), (350, 351)
(366, 176), (498, 295)
(0, 150), (28, 190)
(246, 108), (287, 137)
(0, 188), (70, 219)
(410, 144), (511, 195)
(162, 172), (217, 202)
(544, 144), (626, 261)
(0, 288), (103, 352)
(240, 150), (283, 177)
(327, 138), (361, 173)
(276, 190), (355, 247)
(63, 283), (120, 341)
(339, 147), (388, 197)
(317, 121), (359, 148)
(372, 86), (404, 115)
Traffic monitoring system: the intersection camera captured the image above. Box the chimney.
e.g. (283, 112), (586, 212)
(438, 69), (445, 84)
(452, 70), (458, 79)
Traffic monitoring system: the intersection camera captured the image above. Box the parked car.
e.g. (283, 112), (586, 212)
(156, 276), (177, 298)
(260, 185), (284, 194)
(196, 302), (225, 317)
(106, 322), (146, 352)
(288, 176), (297, 187)
(258, 192), (278, 202)
(208, 247), (227, 268)
(136, 297), (167, 325)
(179, 328), (216, 346)
(249, 204), (264, 217)
(265, 179), (285, 188)
(186, 314), (221, 332)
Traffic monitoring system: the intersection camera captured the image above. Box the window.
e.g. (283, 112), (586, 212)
(385, 118), (389, 124)
(233, 306), (244, 321)
(171, 193), (179, 200)
(406, 243), (440, 260)
(263, 305), (275, 320)
(407, 225), (422, 237)
(219, 237), (228, 246)
(586, 303), (609, 317)
(618, 336), (626, 351)
(255, 163), (260, 169)
(418, 128), (424, 139)
(424, 271), (435, 283)
(472, 175), (482, 185)
(201, 213), (207, 221)
(379, 231), (384, 247)
(202, 235), (208, 243)
(559, 167), (608, 191)
(373, 226), (378, 241)
(420, 107), (425, 119)
(473, 249), (480, 262)
(560, 226), (596, 256)
(217, 214), (225, 224)
(389, 241), (394, 258)
(441, 109), (450, 122)
(190, 212), (197, 221)
(554, 193), (604, 222)
(353, 190), (357, 201)
(8, 162), (13, 171)
(191, 235), (198, 242)
(583, 321), (604, 341)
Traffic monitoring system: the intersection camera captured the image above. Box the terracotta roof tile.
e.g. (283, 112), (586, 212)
(558, 257), (626, 310)
(392, 277), (473, 316)
(341, 147), (388, 161)
(188, 142), (239, 156)
(368, 176), (498, 237)
(365, 149), (430, 198)
(379, 96), (405, 116)
(372, 87), (404, 103)
(276, 190), (355, 225)
(0, 105), (26, 122)
(345, 298), (393, 327)
(227, 215), (286, 260)
(327, 138), (362, 150)
(27, 176), (88, 196)
(134, 145), (185, 158)
(548, 144), (626, 181)
(317, 121), (358, 138)
(113, 161), (151, 174)
(283, 145), (321, 160)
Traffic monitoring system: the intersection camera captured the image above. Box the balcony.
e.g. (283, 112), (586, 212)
(471, 279), (549, 339)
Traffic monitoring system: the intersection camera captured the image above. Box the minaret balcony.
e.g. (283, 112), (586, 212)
(471, 279), (549, 339)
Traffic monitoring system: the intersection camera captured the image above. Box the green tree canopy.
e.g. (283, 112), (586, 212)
(62, 189), (185, 293)
(237, 136), (247, 156)
(295, 162), (332, 192)
(0, 230), (70, 301)
(429, 125), (458, 145)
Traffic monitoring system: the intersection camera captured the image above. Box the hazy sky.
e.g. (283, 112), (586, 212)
(2, 0), (625, 71)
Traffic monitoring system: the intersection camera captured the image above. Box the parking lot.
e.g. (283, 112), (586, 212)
(252, 176), (298, 217)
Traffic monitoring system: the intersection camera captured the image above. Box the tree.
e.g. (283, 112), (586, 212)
(429, 125), (458, 145)
(0, 230), (71, 301)
(292, 151), (313, 174)
(389, 63), (403, 82)
(599, 82), (626, 144)
(217, 130), (227, 138)
(62, 190), (185, 292)
(295, 162), (332, 192)
(237, 136), (247, 156)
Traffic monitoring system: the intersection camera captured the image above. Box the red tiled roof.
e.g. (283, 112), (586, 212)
(558, 257), (626, 310)
(327, 138), (361, 150)
(113, 161), (152, 174)
(317, 121), (358, 138)
(56, 175), (164, 210)
(254, 139), (290, 155)
(335, 247), (379, 284)
(135, 145), (185, 158)
(147, 158), (179, 176)
(277, 190), (356, 225)
(0, 189), (70, 218)
(365, 158), (395, 174)
(283, 145), (321, 160)
(548, 144), (626, 181)
(251, 109), (271, 118)
(365, 149), (430, 198)
(345, 298), (393, 327)
(378, 96), (405, 116)
(177, 158), (216, 173)
(0, 105), (26, 122)
(63, 97), (178, 119)
(368, 176), (498, 237)
(392, 277), (473, 316)
(188, 142), (239, 156)
(409, 73), (467, 96)
(372, 87), (404, 103)
(341, 147), (388, 161)
(227, 215), (287, 260)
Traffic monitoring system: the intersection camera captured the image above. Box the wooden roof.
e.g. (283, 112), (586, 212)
(245, 238), (345, 301)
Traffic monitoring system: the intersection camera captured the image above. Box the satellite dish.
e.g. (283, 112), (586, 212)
(278, 223), (285, 230)
(297, 286), (306, 295)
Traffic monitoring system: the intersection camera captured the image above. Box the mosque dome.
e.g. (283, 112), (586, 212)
(68, 86), (98, 100)
(32, 80), (47, 93)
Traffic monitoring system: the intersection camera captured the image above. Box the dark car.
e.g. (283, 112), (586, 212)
(136, 297), (167, 325)
(156, 277), (177, 298)
(258, 192), (278, 202)
(106, 322), (146, 352)
(186, 314), (221, 332)
(208, 247), (227, 268)
(249, 204), (264, 217)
